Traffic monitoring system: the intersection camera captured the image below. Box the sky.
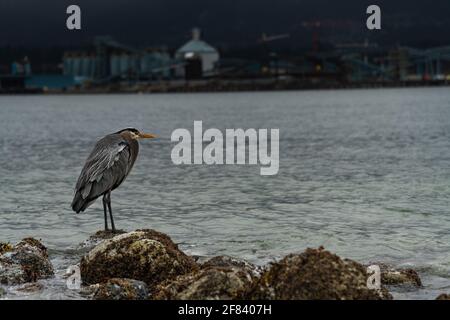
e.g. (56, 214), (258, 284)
(1, 0), (450, 48)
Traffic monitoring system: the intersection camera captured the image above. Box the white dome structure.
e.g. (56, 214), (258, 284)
(175, 28), (219, 78)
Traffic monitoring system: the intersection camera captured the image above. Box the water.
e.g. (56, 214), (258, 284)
(1, 88), (450, 299)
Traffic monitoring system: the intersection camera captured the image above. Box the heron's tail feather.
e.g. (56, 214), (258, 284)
(71, 192), (87, 213)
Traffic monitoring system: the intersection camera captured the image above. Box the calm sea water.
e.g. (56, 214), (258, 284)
(1, 88), (450, 299)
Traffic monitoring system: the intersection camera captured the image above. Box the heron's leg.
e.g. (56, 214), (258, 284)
(102, 194), (109, 231)
(106, 190), (116, 232)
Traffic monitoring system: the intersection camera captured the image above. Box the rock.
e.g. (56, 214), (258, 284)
(242, 247), (392, 300)
(154, 257), (258, 300)
(79, 284), (99, 298)
(91, 230), (127, 239)
(0, 238), (54, 285)
(80, 229), (198, 290)
(77, 230), (126, 251)
(436, 293), (450, 300)
(0, 286), (5, 297)
(201, 255), (262, 277)
(376, 264), (422, 287)
(92, 278), (149, 300)
(0, 242), (13, 255)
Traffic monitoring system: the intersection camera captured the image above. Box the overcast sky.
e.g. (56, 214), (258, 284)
(1, 0), (449, 47)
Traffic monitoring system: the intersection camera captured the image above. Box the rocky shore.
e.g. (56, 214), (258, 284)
(0, 229), (444, 300)
(0, 238), (53, 285)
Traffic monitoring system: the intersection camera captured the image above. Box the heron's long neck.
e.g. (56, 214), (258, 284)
(129, 139), (139, 163)
(120, 132), (139, 168)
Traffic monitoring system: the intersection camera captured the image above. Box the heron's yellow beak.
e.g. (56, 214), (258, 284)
(138, 132), (158, 139)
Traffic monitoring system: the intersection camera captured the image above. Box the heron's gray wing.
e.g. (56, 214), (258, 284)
(74, 134), (132, 204)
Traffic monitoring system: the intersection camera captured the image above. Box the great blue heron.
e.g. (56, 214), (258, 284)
(71, 128), (157, 232)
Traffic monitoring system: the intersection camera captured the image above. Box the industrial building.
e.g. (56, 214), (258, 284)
(63, 36), (174, 82)
(175, 28), (220, 79)
(3, 30), (450, 93)
(61, 30), (220, 83)
(336, 44), (450, 83)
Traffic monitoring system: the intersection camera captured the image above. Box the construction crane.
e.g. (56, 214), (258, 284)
(257, 33), (291, 78)
(258, 33), (290, 44)
(301, 21), (322, 52)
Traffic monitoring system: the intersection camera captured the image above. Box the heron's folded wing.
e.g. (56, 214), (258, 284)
(75, 135), (131, 200)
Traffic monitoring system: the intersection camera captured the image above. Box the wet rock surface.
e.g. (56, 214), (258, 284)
(376, 264), (422, 287)
(77, 230), (126, 252)
(201, 256), (262, 277)
(80, 229), (198, 290)
(0, 242), (13, 256)
(242, 247), (392, 300)
(91, 278), (149, 300)
(0, 238), (54, 285)
(154, 256), (258, 300)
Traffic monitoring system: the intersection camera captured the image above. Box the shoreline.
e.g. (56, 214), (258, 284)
(0, 229), (439, 300)
(1, 79), (449, 95)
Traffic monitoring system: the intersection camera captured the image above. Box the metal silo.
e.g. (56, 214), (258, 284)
(73, 53), (82, 77)
(120, 53), (130, 75)
(110, 52), (121, 77)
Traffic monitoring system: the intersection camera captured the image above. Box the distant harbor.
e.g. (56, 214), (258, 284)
(1, 28), (450, 94)
(1, 77), (448, 95)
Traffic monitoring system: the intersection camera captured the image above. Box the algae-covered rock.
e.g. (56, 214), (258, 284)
(0, 238), (54, 285)
(92, 278), (148, 300)
(154, 258), (257, 300)
(80, 230), (198, 289)
(242, 247), (392, 300)
(201, 256), (261, 277)
(0, 242), (13, 255)
(376, 264), (422, 287)
(77, 230), (126, 252)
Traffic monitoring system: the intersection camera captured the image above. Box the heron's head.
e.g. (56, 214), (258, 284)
(117, 128), (158, 140)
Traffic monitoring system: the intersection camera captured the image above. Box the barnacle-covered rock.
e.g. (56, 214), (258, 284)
(154, 256), (258, 300)
(0, 242), (13, 255)
(0, 238), (54, 285)
(242, 247), (392, 300)
(80, 229), (198, 290)
(77, 230), (126, 252)
(201, 255), (261, 277)
(376, 263), (422, 287)
(92, 278), (148, 300)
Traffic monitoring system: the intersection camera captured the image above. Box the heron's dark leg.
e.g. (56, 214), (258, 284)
(102, 194), (109, 231)
(106, 190), (116, 232)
